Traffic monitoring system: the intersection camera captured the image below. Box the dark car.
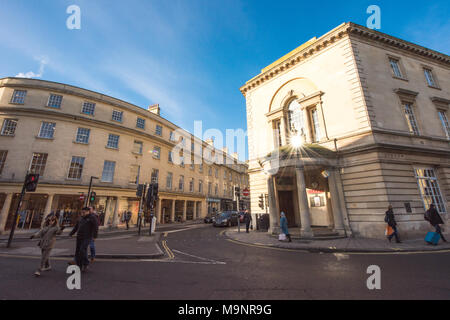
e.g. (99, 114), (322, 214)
(213, 211), (239, 227)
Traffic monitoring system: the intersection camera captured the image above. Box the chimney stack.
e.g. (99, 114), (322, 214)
(148, 104), (160, 115)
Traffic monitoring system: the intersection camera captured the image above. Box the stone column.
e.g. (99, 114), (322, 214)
(328, 168), (345, 235)
(170, 200), (175, 222)
(333, 168), (352, 235)
(0, 193), (13, 233)
(104, 197), (112, 226)
(295, 167), (313, 237)
(194, 202), (198, 219)
(112, 197), (120, 228)
(156, 198), (162, 224)
(267, 175), (279, 234)
(41, 193), (55, 228)
(182, 200), (187, 221)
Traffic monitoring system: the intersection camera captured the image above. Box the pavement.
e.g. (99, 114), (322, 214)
(0, 219), (205, 259)
(224, 228), (450, 253)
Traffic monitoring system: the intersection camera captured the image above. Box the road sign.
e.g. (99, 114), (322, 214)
(79, 193), (85, 201)
(243, 188), (250, 197)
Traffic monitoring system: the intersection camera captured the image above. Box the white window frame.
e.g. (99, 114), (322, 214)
(166, 172), (173, 190)
(29, 153), (48, 176)
(437, 110), (449, 139)
(414, 168), (447, 214)
(1, 119), (18, 136)
(107, 134), (120, 149)
(47, 94), (63, 108)
(38, 122), (56, 139)
(67, 156), (85, 180)
(155, 125), (163, 136)
(112, 110), (123, 122)
(389, 57), (403, 79)
(10, 90), (27, 104)
(153, 146), (161, 159)
(101, 160), (116, 183)
(76, 128), (90, 144)
(136, 117), (146, 129)
(403, 102), (420, 135)
(81, 102), (96, 116)
(129, 165), (140, 184)
(423, 68), (438, 88)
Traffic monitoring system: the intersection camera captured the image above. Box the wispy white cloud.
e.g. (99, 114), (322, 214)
(15, 56), (48, 78)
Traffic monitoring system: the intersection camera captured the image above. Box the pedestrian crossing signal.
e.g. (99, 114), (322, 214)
(90, 192), (96, 203)
(258, 194), (264, 209)
(25, 173), (39, 192)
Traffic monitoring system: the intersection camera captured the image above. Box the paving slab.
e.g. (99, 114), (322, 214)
(225, 229), (450, 253)
(0, 233), (164, 259)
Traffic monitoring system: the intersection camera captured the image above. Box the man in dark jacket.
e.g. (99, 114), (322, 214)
(426, 204), (447, 243)
(385, 205), (401, 243)
(69, 207), (99, 271)
(243, 210), (252, 233)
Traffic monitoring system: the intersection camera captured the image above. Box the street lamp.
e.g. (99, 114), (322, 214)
(86, 176), (99, 206)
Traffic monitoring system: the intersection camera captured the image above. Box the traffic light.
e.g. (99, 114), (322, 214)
(25, 173), (39, 192)
(234, 186), (240, 199)
(258, 194), (264, 209)
(136, 184), (145, 197)
(89, 191), (96, 203)
(146, 184), (153, 208)
(153, 183), (159, 200)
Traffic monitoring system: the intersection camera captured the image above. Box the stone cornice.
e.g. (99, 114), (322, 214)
(240, 22), (450, 96)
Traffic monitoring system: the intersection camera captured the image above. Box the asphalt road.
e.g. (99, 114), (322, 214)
(0, 224), (449, 300)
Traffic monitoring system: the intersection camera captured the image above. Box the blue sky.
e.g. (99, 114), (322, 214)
(0, 0), (449, 160)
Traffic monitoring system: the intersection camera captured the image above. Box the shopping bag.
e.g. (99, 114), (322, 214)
(278, 233), (286, 241)
(385, 225), (394, 236)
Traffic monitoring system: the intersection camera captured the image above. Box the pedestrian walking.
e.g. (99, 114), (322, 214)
(125, 211), (132, 230)
(69, 207), (99, 272)
(384, 205), (401, 243)
(280, 212), (292, 242)
(244, 210), (252, 233)
(30, 215), (65, 277)
(425, 204), (447, 243)
(88, 207), (100, 262)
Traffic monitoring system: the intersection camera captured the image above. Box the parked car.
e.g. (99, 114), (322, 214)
(213, 211), (239, 227)
(204, 213), (216, 224)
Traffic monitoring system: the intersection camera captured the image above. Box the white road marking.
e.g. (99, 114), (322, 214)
(333, 253), (350, 261)
(172, 249), (226, 265)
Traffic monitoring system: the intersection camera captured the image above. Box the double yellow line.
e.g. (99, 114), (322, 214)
(162, 232), (174, 259)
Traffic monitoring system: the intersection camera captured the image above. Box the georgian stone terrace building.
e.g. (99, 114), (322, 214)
(0, 77), (249, 233)
(241, 22), (449, 239)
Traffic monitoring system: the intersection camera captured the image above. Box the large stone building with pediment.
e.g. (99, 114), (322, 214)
(241, 22), (449, 239)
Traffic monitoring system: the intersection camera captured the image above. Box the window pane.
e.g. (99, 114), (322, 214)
(29, 153), (48, 176)
(288, 100), (305, 134)
(76, 128), (90, 144)
(136, 118), (145, 129)
(166, 173), (173, 189)
(68, 156), (85, 180)
(133, 141), (143, 154)
(403, 103), (420, 135)
(155, 125), (163, 136)
(129, 165), (140, 184)
(438, 111), (449, 139)
(151, 169), (159, 184)
(311, 108), (321, 142)
(107, 134), (120, 148)
(39, 122), (56, 138)
(415, 168), (446, 213)
(153, 146), (161, 159)
(101, 161), (115, 182)
(1, 119), (18, 136)
(389, 59), (402, 78)
(424, 69), (436, 87)
(179, 176), (184, 191)
(112, 110), (123, 122)
(81, 102), (96, 115)
(11, 90), (26, 104)
(48, 94), (63, 108)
